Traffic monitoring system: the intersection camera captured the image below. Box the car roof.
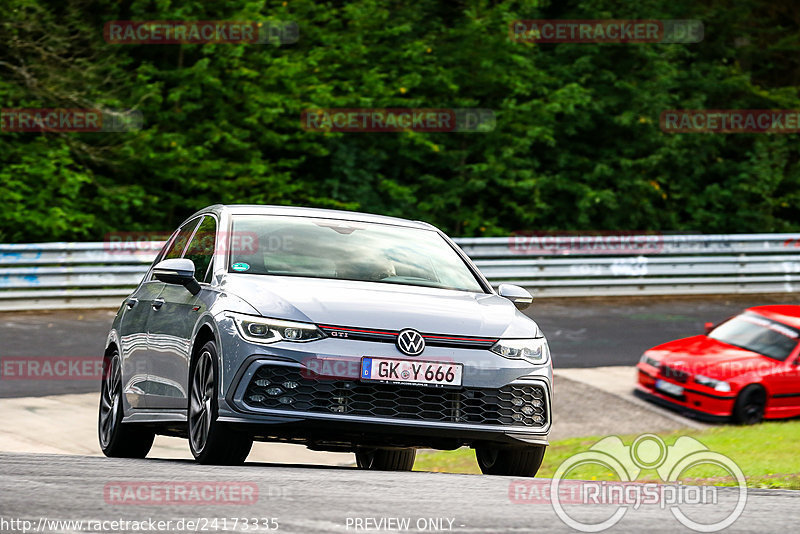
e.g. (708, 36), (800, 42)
(747, 305), (800, 329)
(197, 204), (437, 231)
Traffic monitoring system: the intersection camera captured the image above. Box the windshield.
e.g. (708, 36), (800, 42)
(228, 215), (485, 293)
(709, 313), (799, 361)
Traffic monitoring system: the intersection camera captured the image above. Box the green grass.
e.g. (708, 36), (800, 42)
(413, 420), (800, 489)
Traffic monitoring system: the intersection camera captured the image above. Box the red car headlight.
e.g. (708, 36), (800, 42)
(694, 374), (732, 392)
(639, 353), (660, 368)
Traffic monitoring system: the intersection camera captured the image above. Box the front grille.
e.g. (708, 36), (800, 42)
(660, 364), (689, 383)
(242, 365), (548, 428)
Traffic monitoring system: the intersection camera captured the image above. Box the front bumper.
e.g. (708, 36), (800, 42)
(215, 315), (553, 449)
(218, 412), (549, 449)
(218, 356), (551, 449)
(636, 365), (735, 422)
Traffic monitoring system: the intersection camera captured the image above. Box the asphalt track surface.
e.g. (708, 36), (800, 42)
(2, 298), (799, 533)
(1, 453), (798, 534)
(1, 294), (798, 398)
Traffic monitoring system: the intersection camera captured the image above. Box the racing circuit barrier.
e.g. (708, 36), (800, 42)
(2, 233), (800, 310)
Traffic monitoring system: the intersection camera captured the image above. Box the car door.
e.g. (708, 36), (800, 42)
(135, 217), (202, 407)
(146, 215), (218, 409)
(766, 346), (800, 417)
(118, 246), (170, 409)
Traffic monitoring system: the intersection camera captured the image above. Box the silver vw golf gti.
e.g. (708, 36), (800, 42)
(99, 205), (552, 475)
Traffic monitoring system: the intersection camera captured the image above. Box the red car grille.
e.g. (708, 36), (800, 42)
(660, 364), (689, 383)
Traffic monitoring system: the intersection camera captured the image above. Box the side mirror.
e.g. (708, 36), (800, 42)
(498, 283), (533, 310)
(152, 258), (201, 295)
(704, 322), (715, 335)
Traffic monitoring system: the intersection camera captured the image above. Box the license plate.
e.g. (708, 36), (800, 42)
(655, 379), (684, 397)
(360, 357), (463, 387)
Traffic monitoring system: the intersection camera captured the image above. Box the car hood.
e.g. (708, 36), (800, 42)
(649, 335), (777, 379)
(221, 274), (541, 338)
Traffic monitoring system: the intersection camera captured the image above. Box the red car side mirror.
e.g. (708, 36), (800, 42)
(704, 322), (714, 335)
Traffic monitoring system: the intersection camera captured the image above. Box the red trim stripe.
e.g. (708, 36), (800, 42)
(318, 324), (496, 343)
(318, 325), (395, 336)
(422, 334), (497, 343)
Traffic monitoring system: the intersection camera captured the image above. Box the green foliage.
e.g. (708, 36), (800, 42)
(2, 0), (800, 241)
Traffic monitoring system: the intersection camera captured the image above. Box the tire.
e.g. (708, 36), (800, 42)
(732, 385), (766, 425)
(188, 340), (253, 465)
(355, 448), (416, 471)
(98, 349), (155, 458)
(475, 445), (546, 476)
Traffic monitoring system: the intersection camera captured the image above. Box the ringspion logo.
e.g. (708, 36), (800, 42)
(515, 434), (747, 532)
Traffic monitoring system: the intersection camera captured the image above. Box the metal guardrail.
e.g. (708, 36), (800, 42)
(466, 233), (800, 297)
(0, 243), (156, 311)
(2, 233), (800, 310)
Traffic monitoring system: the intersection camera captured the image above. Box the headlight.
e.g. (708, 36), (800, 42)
(491, 338), (550, 365)
(228, 312), (325, 344)
(694, 374), (731, 392)
(639, 353), (661, 368)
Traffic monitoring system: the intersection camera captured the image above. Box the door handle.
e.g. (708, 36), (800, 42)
(126, 298), (138, 309)
(152, 298), (165, 311)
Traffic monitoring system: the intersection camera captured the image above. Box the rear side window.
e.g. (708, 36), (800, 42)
(184, 216), (217, 282)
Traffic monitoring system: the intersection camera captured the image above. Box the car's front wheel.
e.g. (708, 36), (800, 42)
(188, 341), (253, 464)
(475, 445), (546, 476)
(98, 349), (155, 458)
(355, 447), (416, 471)
(732, 384), (766, 424)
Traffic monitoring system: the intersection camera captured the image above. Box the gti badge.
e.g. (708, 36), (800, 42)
(396, 329), (425, 356)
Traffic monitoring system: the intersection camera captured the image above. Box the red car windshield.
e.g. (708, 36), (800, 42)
(709, 313), (800, 361)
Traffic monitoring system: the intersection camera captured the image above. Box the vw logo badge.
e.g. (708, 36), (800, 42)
(396, 329), (425, 356)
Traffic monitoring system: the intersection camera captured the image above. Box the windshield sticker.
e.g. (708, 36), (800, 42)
(231, 262), (250, 272)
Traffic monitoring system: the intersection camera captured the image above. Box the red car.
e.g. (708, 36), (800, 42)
(636, 305), (800, 424)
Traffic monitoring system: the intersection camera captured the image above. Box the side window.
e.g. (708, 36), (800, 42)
(147, 219), (200, 282)
(184, 216), (217, 282)
(150, 239), (171, 268)
(164, 218), (201, 260)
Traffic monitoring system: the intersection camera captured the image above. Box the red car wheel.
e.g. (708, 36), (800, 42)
(732, 385), (766, 424)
